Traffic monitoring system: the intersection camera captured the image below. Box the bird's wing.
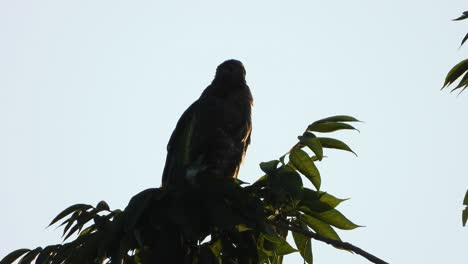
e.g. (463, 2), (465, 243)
(161, 100), (200, 187)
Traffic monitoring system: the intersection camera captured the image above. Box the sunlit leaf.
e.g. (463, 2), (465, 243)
(313, 115), (360, 124)
(301, 215), (340, 241)
(0, 248), (30, 264)
(289, 149), (321, 190)
(309, 209), (360, 230)
(318, 137), (357, 156)
(298, 135), (323, 161)
(292, 220), (313, 264)
(308, 122), (358, 133)
(262, 233), (297, 256)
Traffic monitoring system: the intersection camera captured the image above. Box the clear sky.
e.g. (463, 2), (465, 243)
(1, 1), (467, 263)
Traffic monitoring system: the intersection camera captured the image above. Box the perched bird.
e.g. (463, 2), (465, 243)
(161, 59), (253, 187)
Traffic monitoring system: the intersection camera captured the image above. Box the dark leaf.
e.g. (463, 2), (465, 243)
(35, 245), (59, 264)
(298, 135), (323, 161)
(308, 122), (358, 133)
(289, 149), (320, 190)
(451, 71), (468, 92)
(463, 190), (468, 205)
(318, 137), (357, 156)
(313, 115), (360, 124)
(96, 200), (110, 211)
(18, 247), (42, 264)
(461, 32), (468, 47)
(260, 160), (280, 174)
(442, 59), (468, 88)
(453, 11), (468, 21)
(299, 188), (333, 213)
(48, 203), (92, 227)
(274, 165), (303, 199)
(463, 208), (468, 227)
(0, 249), (30, 264)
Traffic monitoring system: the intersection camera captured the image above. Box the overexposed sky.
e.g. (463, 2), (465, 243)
(1, 1), (467, 263)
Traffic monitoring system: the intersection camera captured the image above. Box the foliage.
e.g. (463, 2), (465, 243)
(442, 11), (468, 93)
(0, 116), (383, 264)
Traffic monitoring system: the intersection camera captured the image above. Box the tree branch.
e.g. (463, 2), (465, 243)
(269, 220), (389, 264)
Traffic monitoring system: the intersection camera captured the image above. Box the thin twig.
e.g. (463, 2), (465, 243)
(269, 220), (389, 264)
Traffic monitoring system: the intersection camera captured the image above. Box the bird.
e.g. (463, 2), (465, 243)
(161, 59), (253, 187)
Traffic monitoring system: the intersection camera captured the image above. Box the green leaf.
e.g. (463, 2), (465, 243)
(319, 192), (348, 208)
(308, 122), (358, 133)
(271, 165), (303, 199)
(289, 149), (321, 190)
(309, 209), (360, 230)
(260, 160), (280, 174)
(453, 11), (468, 21)
(298, 135), (323, 161)
(313, 115), (360, 124)
(442, 59), (468, 88)
(262, 233), (297, 256)
(299, 188), (333, 213)
(0, 249), (30, 264)
(318, 137), (357, 156)
(48, 204), (92, 227)
(301, 214), (340, 241)
(292, 230), (313, 264)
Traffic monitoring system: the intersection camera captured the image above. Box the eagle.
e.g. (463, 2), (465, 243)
(161, 59), (253, 187)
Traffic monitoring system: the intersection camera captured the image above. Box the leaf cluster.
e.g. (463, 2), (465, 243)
(1, 116), (364, 264)
(442, 11), (468, 93)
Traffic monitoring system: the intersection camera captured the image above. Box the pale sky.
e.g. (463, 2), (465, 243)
(1, 1), (467, 263)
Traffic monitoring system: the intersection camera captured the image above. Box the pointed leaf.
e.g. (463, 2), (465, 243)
(18, 247), (42, 264)
(453, 11), (468, 21)
(301, 215), (340, 241)
(460, 33), (468, 47)
(442, 59), (468, 88)
(319, 192), (348, 208)
(48, 204), (92, 227)
(463, 190), (468, 205)
(289, 149), (321, 190)
(308, 122), (358, 133)
(313, 115), (360, 124)
(0, 249), (30, 264)
(298, 135), (323, 161)
(318, 137), (357, 156)
(463, 208), (468, 227)
(262, 233), (297, 256)
(452, 71), (468, 92)
(292, 230), (313, 264)
(309, 209), (360, 230)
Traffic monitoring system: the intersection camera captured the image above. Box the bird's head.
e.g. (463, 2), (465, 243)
(214, 59), (246, 83)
